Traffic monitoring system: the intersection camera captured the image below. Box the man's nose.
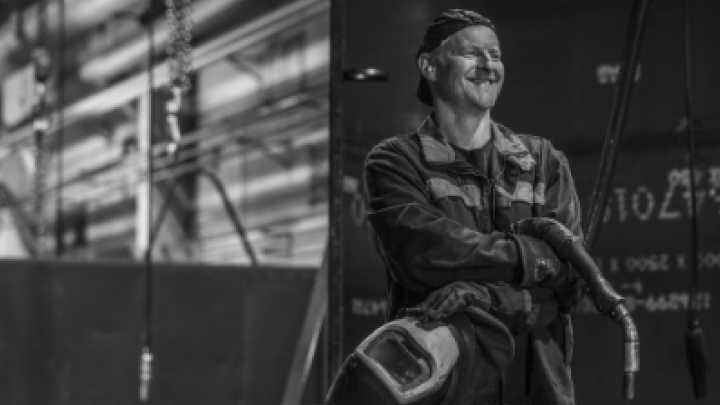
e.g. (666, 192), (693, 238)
(477, 51), (493, 68)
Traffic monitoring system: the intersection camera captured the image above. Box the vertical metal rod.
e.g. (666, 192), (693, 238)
(54, 0), (65, 257)
(328, 0), (345, 386)
(583, 0), (652, 250)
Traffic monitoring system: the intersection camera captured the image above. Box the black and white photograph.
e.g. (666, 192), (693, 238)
(0, 1), (717, 404)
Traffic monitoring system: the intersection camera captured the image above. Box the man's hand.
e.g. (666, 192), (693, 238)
(531, 254), (572, 289)
(510, 217), (624, 315)
(527, 251), (586, 312)
(509, 217), (587, 312)
(404, 281), (492, 322)
(553, 273), (586, 313)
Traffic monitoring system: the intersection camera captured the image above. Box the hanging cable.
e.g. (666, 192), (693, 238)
(582, 0), (652, 399)
(584, 0), (651, 250)
(139, 4), (156, 403)
(682, 0), (707, 400)
(140, 1), (195, 402)
(32, 0), (52, 257)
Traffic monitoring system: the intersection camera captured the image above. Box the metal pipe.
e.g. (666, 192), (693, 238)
(0, 0), (329, 149)
(5, 110), (327, 210)
(0, 0), (148, 73)
(54, 0), (66, 257)
(150, 90), (327, 154)
(327, 0), (345, 385)
(150, 103), (327, 172)
(584, 0), (651, 251)
(80, 0), (239, 83)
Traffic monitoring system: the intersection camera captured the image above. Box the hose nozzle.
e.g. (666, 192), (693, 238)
(140, 347), (153, 403)
(613, 304), (639, 400)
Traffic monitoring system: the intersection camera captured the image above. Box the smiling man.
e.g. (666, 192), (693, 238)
(361, 9), (586, 405)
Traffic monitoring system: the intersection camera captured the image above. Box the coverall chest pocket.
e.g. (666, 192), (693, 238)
(493, 178), (535, 230)
(426, 178), (483, 231)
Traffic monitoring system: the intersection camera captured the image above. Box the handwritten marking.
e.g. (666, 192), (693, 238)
(575, 292), (712, 314)
(351, 298), (387, 317)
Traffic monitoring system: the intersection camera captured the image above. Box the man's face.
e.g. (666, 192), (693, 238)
(432, 25), (504, 112)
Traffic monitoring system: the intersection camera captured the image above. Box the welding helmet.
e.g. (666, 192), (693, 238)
(326, 313), (476, 405)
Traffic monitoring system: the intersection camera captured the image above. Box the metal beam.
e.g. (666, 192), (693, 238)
(327, 0), (344, 386)
(282, 246), (328, 405)
(0, 0), (329, 149)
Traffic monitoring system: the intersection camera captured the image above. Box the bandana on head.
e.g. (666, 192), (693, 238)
(416, 9), (496, 106)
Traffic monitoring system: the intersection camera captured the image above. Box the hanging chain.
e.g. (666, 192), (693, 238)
(164, 0), (194, 155)
(165, 0), (194, 94)
(33, 0), (52, 256)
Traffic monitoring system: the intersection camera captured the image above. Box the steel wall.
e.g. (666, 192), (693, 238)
(336, 1), (720, 404)
(0, 259), (323, 404)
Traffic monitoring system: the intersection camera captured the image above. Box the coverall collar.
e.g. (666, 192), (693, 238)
(416, 114), (536, 172)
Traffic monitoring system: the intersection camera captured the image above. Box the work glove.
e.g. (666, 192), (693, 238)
(510, 217), (624, 316)
(404, 281), (492, 322)
(524, 246), (586, 313)
(507, 230), (575, 290)
(553, 274), (587, 313)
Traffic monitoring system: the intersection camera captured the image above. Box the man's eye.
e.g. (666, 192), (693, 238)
(460, 50), (501, 61)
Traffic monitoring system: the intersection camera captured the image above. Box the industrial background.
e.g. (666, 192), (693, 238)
(0, 0), (717, 404)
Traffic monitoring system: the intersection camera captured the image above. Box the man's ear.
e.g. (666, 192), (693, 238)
(417, 53), (436, 82)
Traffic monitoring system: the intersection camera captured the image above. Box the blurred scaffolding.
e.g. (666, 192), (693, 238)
(0, 0), (330, 267)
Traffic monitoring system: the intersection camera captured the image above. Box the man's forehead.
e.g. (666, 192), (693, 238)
(445, 25), (500, 49)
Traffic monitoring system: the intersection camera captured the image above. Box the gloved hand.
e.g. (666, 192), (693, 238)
(510, 217), (624, 316)
(531, 253), (573, 290)
(404, 281), (492, 322)
(508, 231), (577, 291)
(554, 273), (587, 313)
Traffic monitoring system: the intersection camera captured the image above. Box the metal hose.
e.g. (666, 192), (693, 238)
(558, 238), (639, 400)
(512, 218), (639, 399)
(615, 305), (639, 400)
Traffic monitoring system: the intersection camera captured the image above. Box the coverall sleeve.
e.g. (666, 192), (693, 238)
(364, 139), (526, 296)
(507, 144), (586, 289)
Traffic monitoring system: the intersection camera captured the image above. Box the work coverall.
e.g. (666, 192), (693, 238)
(364, 115), (583, 405)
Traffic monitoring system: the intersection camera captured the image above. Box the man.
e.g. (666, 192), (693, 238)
(364, 9), (585, 405)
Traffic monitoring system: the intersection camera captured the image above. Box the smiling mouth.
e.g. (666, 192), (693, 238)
(467, 77), (496, 85)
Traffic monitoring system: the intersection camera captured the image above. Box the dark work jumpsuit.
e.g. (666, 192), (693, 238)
(364, 115), (584, 405)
